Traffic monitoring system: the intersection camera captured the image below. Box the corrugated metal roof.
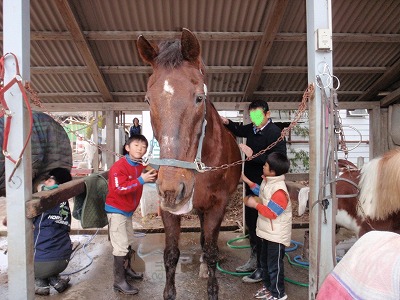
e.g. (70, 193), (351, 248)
(0, 0), (399, 108)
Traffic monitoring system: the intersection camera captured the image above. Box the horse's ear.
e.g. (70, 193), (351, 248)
(137, 35), (158, 66)
(181, 28), (201, 65)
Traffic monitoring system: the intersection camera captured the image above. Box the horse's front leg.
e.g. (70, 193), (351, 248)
(203, 208), (225, 300)
(161, 210), (181, 300)
(198, 212), (209, 278)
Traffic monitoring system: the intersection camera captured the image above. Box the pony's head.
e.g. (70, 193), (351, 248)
(137, 29), (207, 214)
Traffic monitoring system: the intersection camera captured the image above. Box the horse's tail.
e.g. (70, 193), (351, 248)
(359, 148), (400, 220)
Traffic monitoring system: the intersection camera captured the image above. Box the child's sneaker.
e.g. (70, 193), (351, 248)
(266, 294), (287, 300)
(254, 286), (271, 298)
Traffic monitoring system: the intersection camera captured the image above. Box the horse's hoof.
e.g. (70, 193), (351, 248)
(199, 262), (208, 278)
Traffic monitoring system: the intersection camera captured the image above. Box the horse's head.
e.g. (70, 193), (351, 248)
(137, 29), (207, 214)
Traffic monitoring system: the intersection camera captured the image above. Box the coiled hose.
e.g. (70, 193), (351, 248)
(217, 234), (309, 287)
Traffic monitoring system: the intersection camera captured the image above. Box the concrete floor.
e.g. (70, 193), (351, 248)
(0, 229), (310, 300)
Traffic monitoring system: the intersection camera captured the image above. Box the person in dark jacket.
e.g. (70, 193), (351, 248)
(221, 99), (287, 283)
(129, 118), (142, 137)
(34, 167), (73, 295)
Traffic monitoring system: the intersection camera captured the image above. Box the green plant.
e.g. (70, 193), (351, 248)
(292, 125), (309, 138)
(289, 149), (310, 172)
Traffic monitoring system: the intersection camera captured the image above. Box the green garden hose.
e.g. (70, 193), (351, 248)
(217, 234), (309, 287)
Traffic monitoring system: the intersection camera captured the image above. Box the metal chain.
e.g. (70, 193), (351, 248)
(206, 83), (315, 172)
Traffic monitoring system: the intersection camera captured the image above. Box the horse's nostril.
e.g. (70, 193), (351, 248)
(157, 184), (164, 198)
(177, 183), (185, 201)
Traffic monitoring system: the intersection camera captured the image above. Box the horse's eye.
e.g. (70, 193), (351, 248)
(196, 95), (205, 104)
(144, 96), (150, 104)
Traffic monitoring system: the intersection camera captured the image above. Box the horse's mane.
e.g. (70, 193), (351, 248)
(155, 39), (208, 88)
(359, 148), (400, 220)
(155, 40), (184, 69)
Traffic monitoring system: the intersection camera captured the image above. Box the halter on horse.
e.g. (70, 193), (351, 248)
(137, 29), (241, 300)
(336, 148), (400, 237)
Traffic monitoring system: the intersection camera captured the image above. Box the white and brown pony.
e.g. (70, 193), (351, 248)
(336, 148), (400, 237)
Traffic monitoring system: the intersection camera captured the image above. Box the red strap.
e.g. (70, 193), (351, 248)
(0, 53), (33, 179)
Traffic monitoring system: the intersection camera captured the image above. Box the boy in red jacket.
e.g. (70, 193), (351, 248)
(105, 135), (157, 295)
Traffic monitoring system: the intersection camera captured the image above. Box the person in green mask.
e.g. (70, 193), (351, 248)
(221, 99), (287, 284)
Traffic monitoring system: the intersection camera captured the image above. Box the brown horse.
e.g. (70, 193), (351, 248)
(336, 148), (400, 237)
(137, 29), (241, 300)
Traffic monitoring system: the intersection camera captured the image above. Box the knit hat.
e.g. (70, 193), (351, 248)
(47, 168), (72, 184)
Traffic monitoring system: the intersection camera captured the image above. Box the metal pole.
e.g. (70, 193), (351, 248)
(306, 0), (335, 298)
(3, 0), (34, 299)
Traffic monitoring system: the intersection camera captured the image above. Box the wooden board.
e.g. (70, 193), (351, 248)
(26, 171), (108, 218)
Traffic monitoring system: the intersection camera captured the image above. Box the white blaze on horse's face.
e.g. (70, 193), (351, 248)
(160, 135), (176, 153)
(163, 80), (174, 96)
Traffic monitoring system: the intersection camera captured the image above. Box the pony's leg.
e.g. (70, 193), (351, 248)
(203, 207), (225, 300)
(161, 210), (181, 300)
(198, 212), (208, 278)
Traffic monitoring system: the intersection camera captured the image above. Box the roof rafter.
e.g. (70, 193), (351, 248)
(380, 87), (400, 107)
(243, 0), (289, 101)
(356, 56), (400, 103)
(55, 0), (113, 102)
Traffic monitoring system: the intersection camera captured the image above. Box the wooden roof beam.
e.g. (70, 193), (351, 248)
(31, 65), (386, 75)
(55, 0), (113, 102)
(356, 56), (400, 103)
(35, 101), (380, 112)
(35, 90), (367, 99)
(380, 87), (400, 107)
(0, 31), (394, 43)
(243, 0), (289, 101)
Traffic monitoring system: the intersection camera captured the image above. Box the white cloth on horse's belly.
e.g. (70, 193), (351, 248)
(317, 231), (400, 300)
(298, 187), (309, 216)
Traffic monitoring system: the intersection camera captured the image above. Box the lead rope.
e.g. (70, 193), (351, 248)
(0, 53), (34, 182)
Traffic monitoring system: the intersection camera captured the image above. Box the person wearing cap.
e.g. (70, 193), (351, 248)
(220, 99), (287, 283)
(33, 167), (73, 295)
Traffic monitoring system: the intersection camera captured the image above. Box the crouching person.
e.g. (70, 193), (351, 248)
(34, 168), (73, 295)
(105, 135), (157, 295)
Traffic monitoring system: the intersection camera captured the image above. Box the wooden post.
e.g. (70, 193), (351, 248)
(369, 105), (382, 157)
(93, 111), (99, 172)
(3, 0), (34, 299)
(105, 110), (115, 170)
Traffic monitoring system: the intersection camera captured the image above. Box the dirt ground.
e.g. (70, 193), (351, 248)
(0, 187), (314, 300)
(0, 230), (310, 300)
